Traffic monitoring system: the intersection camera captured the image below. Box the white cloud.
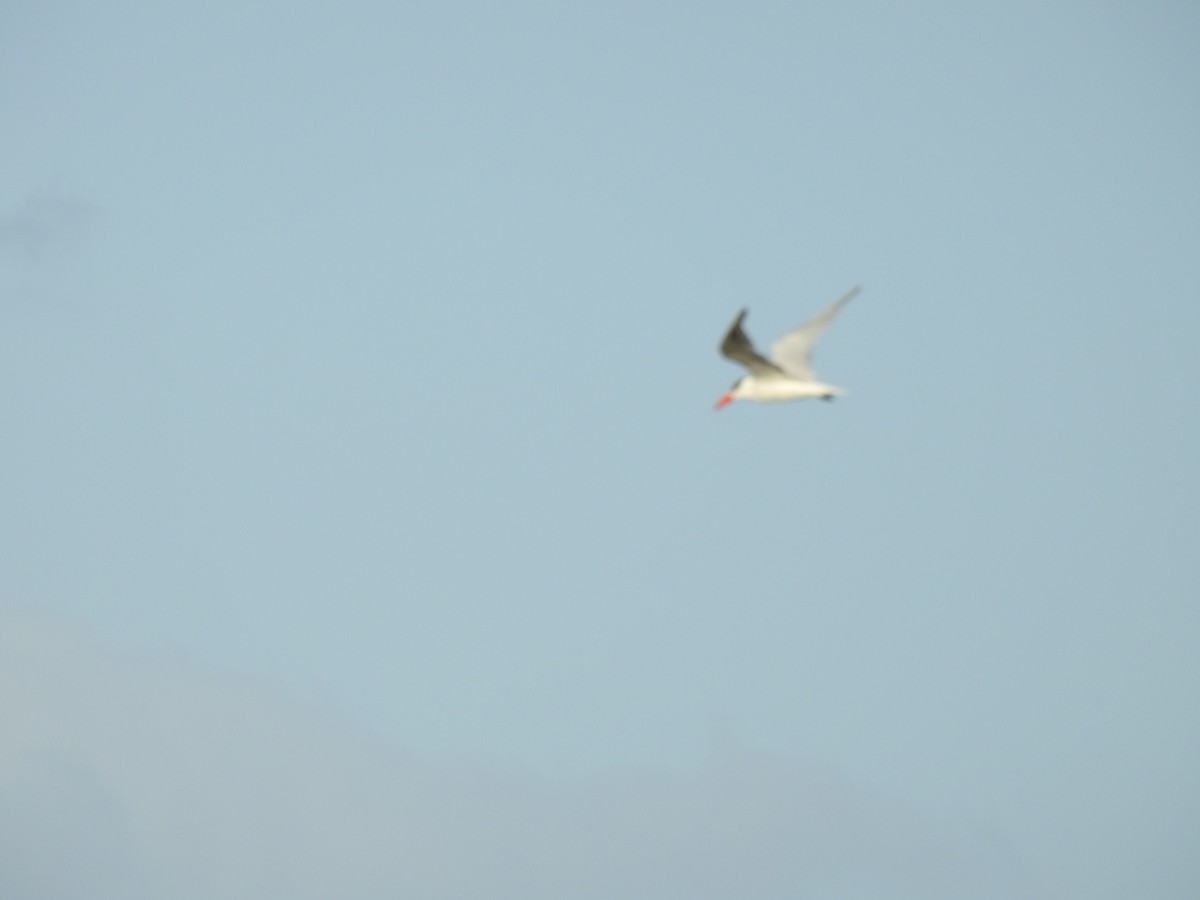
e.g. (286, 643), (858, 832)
(0, 605), (1021, 899)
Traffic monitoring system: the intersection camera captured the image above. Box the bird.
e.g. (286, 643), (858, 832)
(715, 286), (860, 410)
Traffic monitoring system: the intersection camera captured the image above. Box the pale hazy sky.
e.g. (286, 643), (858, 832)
(2, 1), (1198, 897)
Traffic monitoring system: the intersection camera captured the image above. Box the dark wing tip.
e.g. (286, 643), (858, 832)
(718, 308), (782, 375)
(719, 308), (749, 355)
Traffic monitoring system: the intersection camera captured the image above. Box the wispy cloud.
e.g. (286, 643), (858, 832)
(0, 194), (99, 263)
(0, 605), (1022, 900)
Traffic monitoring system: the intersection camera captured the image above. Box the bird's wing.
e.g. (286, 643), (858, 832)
(768, 286), (860, 380)
(719, 309), (785, 376)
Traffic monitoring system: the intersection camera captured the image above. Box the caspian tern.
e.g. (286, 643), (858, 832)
(715, 286), (860, 410)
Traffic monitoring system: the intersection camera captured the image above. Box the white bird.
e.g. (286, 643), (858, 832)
(715, 286), (860, 410)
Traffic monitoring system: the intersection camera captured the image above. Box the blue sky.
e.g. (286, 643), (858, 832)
(2, 1), (1198, 897)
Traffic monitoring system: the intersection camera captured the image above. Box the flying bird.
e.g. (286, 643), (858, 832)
(715, 286), (860, 410)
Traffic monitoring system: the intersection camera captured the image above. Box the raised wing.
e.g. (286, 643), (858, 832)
(768, 286), (860, 380)
(719, 309), (784, 376)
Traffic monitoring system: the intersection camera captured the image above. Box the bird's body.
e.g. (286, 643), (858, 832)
(715, 286), (859, 409)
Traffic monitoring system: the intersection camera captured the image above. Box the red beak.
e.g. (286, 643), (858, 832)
(714, 393), (734, 410)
